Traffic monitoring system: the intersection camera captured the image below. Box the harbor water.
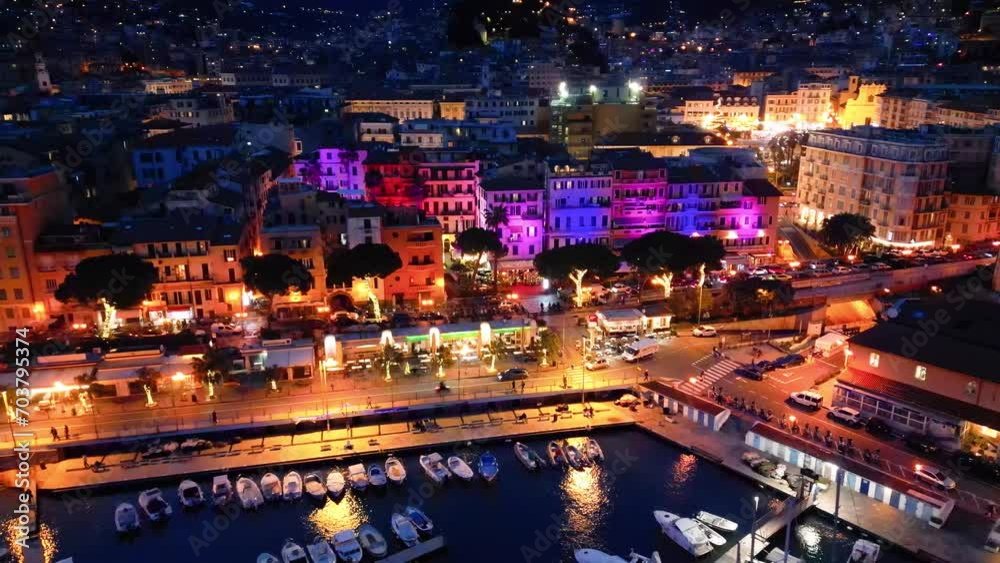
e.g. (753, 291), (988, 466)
(5, 429), (912, 562)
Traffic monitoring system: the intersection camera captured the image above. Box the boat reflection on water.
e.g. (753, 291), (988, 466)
(560, 453), (609, 548)
(667, 454), (698, 490)
(306, 493), (367, 541)
(792, 516), (858, 562)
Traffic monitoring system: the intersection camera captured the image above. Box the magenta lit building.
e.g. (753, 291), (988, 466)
(479, 176), (545, 278)
(593, 149), (670, 250)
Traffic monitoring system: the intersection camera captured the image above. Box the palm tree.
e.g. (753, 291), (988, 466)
(135, 367), (161, 392)
(486, 340), (507, 372)
(483, 205), (510, 233)
(375, 343), (403, 382)
(191, 348), (232, 386)
(431, 345), (455, 378)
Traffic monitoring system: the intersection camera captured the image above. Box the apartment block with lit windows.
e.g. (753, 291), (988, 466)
(593, 149), (669, 250)
(341, 96), (436, 123)
(797, 127), (949, 248)
(0, 165), (69, 333)
(478, 177), (545, 275)
(381, 207), (446, 309)
(545, 162), (613, 250)
(258, 222), (327, 318)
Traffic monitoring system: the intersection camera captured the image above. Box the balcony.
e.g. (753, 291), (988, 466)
(156, 275), (213, 284)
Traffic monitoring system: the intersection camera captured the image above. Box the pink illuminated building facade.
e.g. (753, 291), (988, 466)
(545, 161), (612, 249)
(479, 176), (545, 276)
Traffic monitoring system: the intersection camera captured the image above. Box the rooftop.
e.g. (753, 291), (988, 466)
(134, 124), (236, 150)
(595, 130), (727, 148)
(480, 176), (544, 192)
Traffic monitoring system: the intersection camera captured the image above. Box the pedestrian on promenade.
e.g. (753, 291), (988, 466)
(211, 410), (217, 424)
(643, 370), (649, 382)
(63, 425), (69, 440)
(366, 397), (372, 409)
(50, 427), (59, 441)
(562, 375), (568, 388)
(82, 455), (89, 469)
(71, 406), (77, 417)
(520, 381), (526, 394)
(511, 381), (516, 392)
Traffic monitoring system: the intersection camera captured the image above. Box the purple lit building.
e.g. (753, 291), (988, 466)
(545, 161), (612, 249)
(593, 149), (669, 250)
(479, 176), (545, 279)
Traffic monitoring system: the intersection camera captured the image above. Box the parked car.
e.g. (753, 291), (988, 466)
(692, 325), (718, 337)
(832, 266), (853, 274)
(497, 368), (528, 382)
(903, 435), (941, 456)
(517, 353), (539, 363)
(585, 357), (609, 371)
(953, 452), (1000, 484)
(789, 391), (823, 410)
(914, 464), (957, 490)
(734, 367), (767, 381)
(752, 360), (777, 373)
(827, 406), (863, 426)
(865, 417), (893, 437)
(772, 354), (806, 368)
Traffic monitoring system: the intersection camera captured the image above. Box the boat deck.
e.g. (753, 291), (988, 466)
(375, 536), (446, 562)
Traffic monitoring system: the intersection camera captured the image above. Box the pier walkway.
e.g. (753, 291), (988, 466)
(716, 497), (813, 563)
(25, 401), (632, 492)
(375, 536), (446, 562)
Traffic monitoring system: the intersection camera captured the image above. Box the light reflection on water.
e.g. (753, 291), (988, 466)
(0, 519), (57, 563)
(559, 438), (610, 548)
(306, 492), (368, 541)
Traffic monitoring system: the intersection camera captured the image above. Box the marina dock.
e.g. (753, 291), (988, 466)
(375, 536), (446, 562)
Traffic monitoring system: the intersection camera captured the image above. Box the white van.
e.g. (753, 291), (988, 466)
(622, 338), (658, 362)
(789, 390), (823, 410)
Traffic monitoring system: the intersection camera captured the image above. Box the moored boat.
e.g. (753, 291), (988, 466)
(368, 464), (387, 487)
(305, 537), (336, 563)
(390, 513), (420, 547)
(358, 524), (388, 557)
(332, 529), (364, 562)
(696, 521), (726, 546)
(404, 505), (434, 534)
(564, 444), (586, 470)
(280, 539), (308, 563)
(257, 554), (279, 563)
(574, 549), (630, 563)
(236, 477), (264, 510)
(653, 510), (713, 557)
(478, 452), (500, 482)
(211, 475), (233, 507)
(303, 473), (327, 502)
(114, 502), (140, 533)
(695, 511), (738, 532)
(419, 453), (451, 483)
(547, 441), (565, 466)
(585, 437), (605, 462)
(137, 488), (172, 522)
(514, 442), (546, 470)
(385, 456), (406, 485)
(177, 480), (205, 508)
(326, 469), (346, 498)
(447, 456), (475, 481)
(260, 473), (282, 502)
(847, 539), (881, 563)
(282, 472), (302, 501)
(347, 464), (369, 491)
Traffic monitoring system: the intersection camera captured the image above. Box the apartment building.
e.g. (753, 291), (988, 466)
(465, 92), (544, 130)
(131, 125), (236, 188)
(545, 162), (612, 250)
(479, 177), (545, 277)
(142, 77), (194, 95)
(763, 83), (833, 125)
(381, 207), (446, 309)
(682, 94), (760, 128)
(399, 119), (517, 153)
(797, 127), (949, 248)
(315, 148), (367, 199)
(595, 149), (669, 250)
(258, 222), (327, 318)
(341, 96), (436, 123)
(344, 113), (398, 144)
(550, 97), (654, 160)
(161, 96), (235, 128)
(840, 82), (887, 128)
(0, 166), (70, 332)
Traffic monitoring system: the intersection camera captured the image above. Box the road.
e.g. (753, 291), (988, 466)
(702, 346), (1000, 512)
(4, 314), (717, 449)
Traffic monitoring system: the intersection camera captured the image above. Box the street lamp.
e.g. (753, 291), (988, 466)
(749, 495), (760, 560)
(688, 376), (699, 385)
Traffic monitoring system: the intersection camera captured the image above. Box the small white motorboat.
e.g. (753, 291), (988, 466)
(696, 521), (726, 546)
(303, 473), (327, 502)
(138, 488), (172, 522)
(390, 513), (420, 547)
(574, 549), (629, 563)
(358, 524), (388, 557)
(305, 537), (336, 563)
(260, 473), (282, 502)
(114, 502), (140, 533)
(280, 539), (309, 563)
(695, 511), (738, 532)
(847, 539), (881, 563)
(211, 475), (233, 507)
(177, 480), (205, 508)
(332, 529), (364, 562)
(585, 437), (605, 462)
(348, 464), (369, 491)
(404, 505), (433, 534)
(653, 510), (713, 557)
(547, 441), (565, 466)
(447, 456), (475, 481)
(282, 471), (303, 501)
(564, 444), (585, 470)
(326, 469), (346, 498)
(385, 456), (406, 485)
(257, 554), (279, 563)
(236, 477), (264, 510)
(368, 464), (387, 487)
(419, 453), (451, 483)
(514, 442), (545, 470)
(478, 452), (499, 482)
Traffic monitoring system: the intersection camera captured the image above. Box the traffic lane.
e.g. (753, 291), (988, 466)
(721, 376), (1000, 505)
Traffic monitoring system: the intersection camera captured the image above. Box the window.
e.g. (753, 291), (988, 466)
(45, 279), (57, 291)
(9, 267), (18, 279)
(13, 288), (22, 300)
(0, 289), (5, 300)
(868, 353), (879, 368)
(914, 365), (927, 381)
(966, 381), (978, 397)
